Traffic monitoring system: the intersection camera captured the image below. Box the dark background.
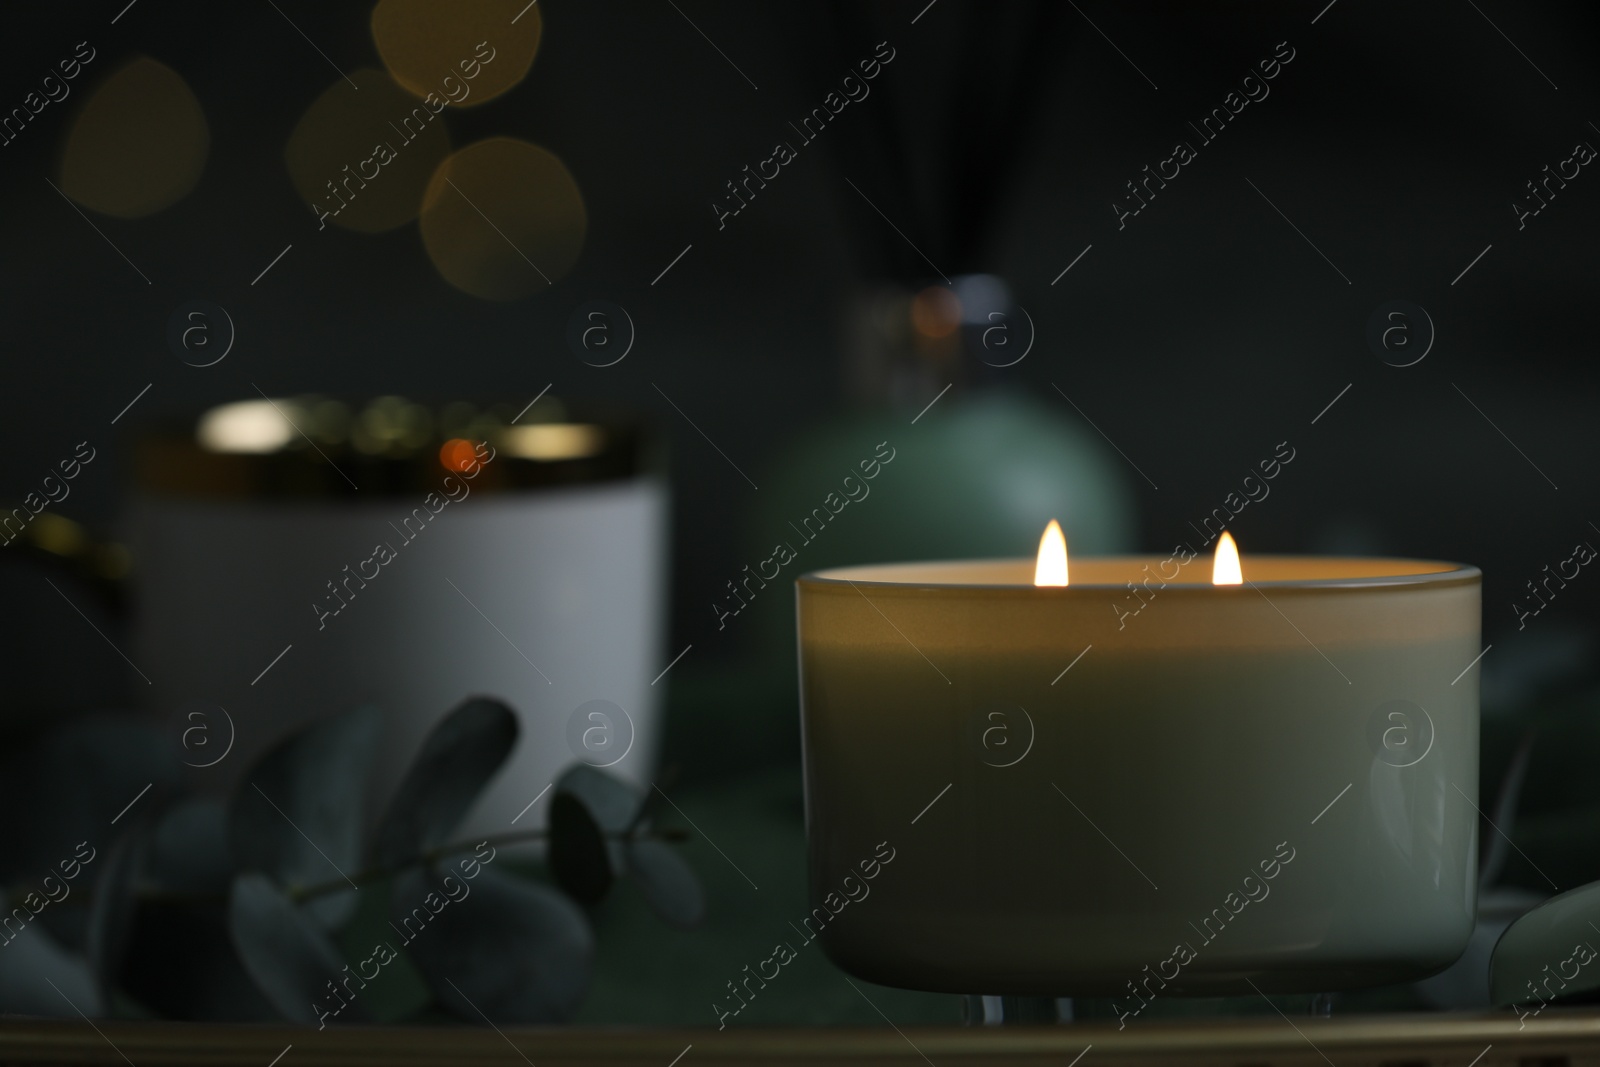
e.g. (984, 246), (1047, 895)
(2, 0), (1597, 725)
(3, 0), (1600, 1032)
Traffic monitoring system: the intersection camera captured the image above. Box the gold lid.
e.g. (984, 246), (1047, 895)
(134, 394), (652, 499)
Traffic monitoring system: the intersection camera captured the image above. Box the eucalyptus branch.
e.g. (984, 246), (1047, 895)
(65, 823), (687, 908)
(286, 822), (688, 903)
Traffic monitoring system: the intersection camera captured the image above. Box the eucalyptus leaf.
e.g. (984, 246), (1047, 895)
(0, 713), (176, 884)
(86, 824), (142, 1008)
(623, 838), (705, 928)
(1506, 804), (1600, 892)
(394, 866), (592, 1024)
(1417, 886), (1546, 1008)
(372, 697), (518, 868)
(1480, 730), (1537, 890)
(548, 791), (612, 902)
(550, 764), (644, 899)
(0, 899), (102, 1018)
(1489, 878), (1600, 1005)
(228, 873), (367, 1025)
(228, 705), (380, 926)
(35, 902), (89, 954)
(148, 798), (232, 894)
(120, 900), (278, 1021)
(556, 764), (643, 831)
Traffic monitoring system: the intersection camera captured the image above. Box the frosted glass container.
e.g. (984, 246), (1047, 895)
(796, 556), (1481, 997)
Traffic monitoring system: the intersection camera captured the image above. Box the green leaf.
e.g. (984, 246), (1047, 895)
(393, 866), (591, 1023)
(549, 765), (648, 904)
(556, 764), (643, 831)
(86, 824), (143, 1008)
(624, 838), (705, 929)
(0, 713), (176, 884)
(548, 791), (612, 902)
(228, 873), (366, 1025)
(0, 903), (102, 1018)
(148, 798), (232, 894)
(1489, 878), (1600, 1005)
(228, 705), (380, 926)
(119, 900), (278, 1021)
(372, 697), (518, 868)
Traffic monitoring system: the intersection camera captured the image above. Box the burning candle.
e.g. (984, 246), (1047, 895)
(796, 527), (1480, 996)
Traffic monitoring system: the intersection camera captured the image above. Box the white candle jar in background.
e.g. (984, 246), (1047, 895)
(130, 398), (667, 842)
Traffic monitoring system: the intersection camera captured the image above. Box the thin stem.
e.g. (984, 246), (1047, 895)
(288, 824), (686, 903)
(288, 826), (550, 902)
(86, 825), (687, 907)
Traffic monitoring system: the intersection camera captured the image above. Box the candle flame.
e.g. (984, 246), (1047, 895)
(1213, 530), (1243, 585)
(1034, 519), (1068, 587)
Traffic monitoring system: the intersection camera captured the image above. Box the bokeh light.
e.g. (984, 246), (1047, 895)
(59, 57), (208, 219)
(352, 395), (432, 454)
(419, 137), (586, 301)
(284, 67), (452, 234)
(438, 437), (480, 473)
(196, 400), (297, 454)
(371, 0), (541, 108)
(501, 423), (605, 461)
(910, 285), (961, 340)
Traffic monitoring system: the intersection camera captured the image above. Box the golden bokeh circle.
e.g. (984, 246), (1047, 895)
(285, 67), (452, 234)
(371, 0), (541, 108)
(419, 137), (586, 301)
(59, 57), (209, 219)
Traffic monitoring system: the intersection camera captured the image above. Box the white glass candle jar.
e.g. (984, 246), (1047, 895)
(797, 556), (1481, 998)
